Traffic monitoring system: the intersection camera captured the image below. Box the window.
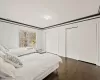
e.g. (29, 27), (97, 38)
(19, 30), (36, 48)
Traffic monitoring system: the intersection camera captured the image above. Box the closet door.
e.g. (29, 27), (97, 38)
(66, 27), (79, 60)
(45, 30), (59, 54)
(78, 20), (97, 64)
(66, 20), (98, 64)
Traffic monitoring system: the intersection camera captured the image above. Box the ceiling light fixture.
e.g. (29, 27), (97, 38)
(43, 15), (52, 20)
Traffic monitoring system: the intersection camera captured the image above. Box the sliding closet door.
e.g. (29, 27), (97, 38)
(45, 30), (59, 54)
(66, 20), (98, 64)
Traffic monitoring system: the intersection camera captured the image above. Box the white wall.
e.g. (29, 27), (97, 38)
(0, 22), (19, 48)
(43, 18), (100, 59)
(42, 31), (46, 51)
(44, 23), (79, 57)
(45, 29), (59, 54)
(0, 21), (42, 49)
(36, 30), (43, 50)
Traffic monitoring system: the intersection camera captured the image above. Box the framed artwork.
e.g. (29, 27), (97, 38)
(19, 30), (36, 48)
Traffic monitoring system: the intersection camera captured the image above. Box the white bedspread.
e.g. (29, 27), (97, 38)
(15, 53), (62, 80)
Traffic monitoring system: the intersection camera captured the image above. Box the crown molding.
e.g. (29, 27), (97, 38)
(43, 13), (100, 30)
(0, 13), (100, 30)
(0, 17), (43, 30)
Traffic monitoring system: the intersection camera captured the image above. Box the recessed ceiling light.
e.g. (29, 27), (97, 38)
(43, 15), (52, 20)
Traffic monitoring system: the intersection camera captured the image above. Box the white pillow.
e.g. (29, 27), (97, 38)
(0, 57), (16, 79)
(0, 51), (5, 56)
(0, 51), (6, 60)
(9, 47), (36, 56)
(8, 48), (27, 56)
(3, 54), (23, 68)
(0, 44), (9, 54)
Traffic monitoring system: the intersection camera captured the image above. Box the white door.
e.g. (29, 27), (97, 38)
(66, 20), (98, 64)
(66, 27), (79, 60)
(45, 30), (59, 54)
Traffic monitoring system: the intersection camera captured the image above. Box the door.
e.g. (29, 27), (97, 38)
(66, 27), (79, 60)
(66, 20), (98, 64)
(78, 21), (97, 64)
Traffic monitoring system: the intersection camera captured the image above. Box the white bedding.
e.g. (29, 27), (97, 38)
(15, 53), (62, 80)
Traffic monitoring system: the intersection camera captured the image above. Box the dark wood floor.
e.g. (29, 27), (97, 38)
(44, 57), (100, 80)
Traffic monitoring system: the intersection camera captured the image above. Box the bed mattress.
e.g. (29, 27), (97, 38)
(15, 53), (62, 80)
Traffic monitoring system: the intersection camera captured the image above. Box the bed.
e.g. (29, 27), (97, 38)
(0, 46), (62, 80)
(14, 53), (62, 80)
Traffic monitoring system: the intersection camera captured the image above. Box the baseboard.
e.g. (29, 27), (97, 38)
(78, 60), (96, 65)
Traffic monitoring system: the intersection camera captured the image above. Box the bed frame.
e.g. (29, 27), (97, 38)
(33, 63), (59, 80)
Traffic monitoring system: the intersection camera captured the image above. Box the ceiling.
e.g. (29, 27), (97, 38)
(0, 0), (100, 28)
